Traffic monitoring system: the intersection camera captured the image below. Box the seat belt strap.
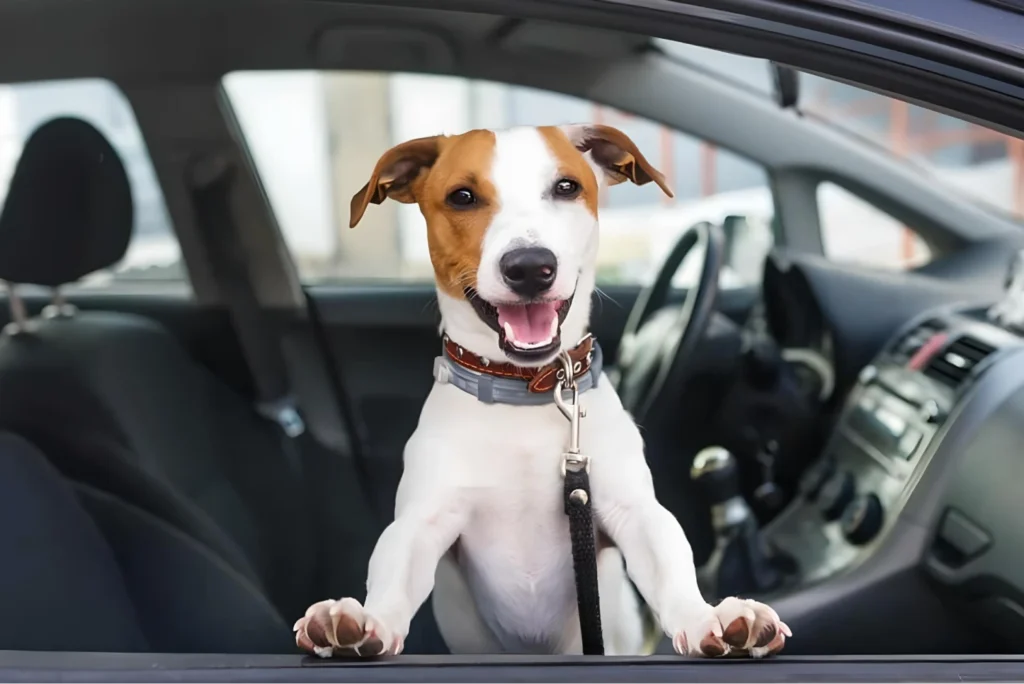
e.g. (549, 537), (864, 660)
(186, 155), (306, 440)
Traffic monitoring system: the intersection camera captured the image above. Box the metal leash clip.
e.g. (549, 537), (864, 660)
(554, 349), (589, 476)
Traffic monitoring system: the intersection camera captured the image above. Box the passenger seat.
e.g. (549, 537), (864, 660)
(0, 117), (316, 652)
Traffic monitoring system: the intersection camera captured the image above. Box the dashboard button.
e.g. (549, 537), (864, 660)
(858, 365), (878, 384)
(920, 399), (945, 423)
(937, 509), (991, 561)
(874, 406), (907, 438)
(841, 493), (884, 545)
(897, 429), (922, 459)
(817, 471), (855, 521)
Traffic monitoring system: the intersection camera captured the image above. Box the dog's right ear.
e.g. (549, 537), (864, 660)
(349, 136), (442, 228)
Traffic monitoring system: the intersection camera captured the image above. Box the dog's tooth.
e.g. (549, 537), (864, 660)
(503, 321), (516, 343)
(549, 314), (558, 339)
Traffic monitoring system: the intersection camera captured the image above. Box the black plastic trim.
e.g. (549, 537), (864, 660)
(365, 0), (1024, 135)
(694, 0), (1024, 65)
(2, 653), (1024, 682)
(977, 0), (1024, 16)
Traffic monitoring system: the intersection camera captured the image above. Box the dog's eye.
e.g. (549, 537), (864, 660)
(447, 188), (476, 207)
(553, 178), (581, 199)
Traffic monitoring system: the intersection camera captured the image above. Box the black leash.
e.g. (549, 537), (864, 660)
(564, 466), (604, 655)
(555, 351), (604, 655)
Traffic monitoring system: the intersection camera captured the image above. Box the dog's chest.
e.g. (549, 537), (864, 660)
(416, 381), (634, 652)
(454, 403), (579, 650)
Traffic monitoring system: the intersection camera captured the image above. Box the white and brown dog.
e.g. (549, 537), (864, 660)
(294, 124), (790, 658)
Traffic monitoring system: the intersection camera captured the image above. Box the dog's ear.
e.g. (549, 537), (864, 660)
(561, 124), (673, 198)
(350, 136), (442, 228)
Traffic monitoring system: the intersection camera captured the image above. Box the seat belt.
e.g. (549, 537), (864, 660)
(186, 155), (306, 446)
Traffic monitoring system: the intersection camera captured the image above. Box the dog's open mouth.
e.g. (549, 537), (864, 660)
(466, 288), (574, 362)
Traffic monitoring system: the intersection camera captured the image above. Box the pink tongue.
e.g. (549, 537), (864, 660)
(497, 302), (559, 345)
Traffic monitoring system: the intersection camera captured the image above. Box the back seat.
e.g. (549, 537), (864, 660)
(0, 430), (148, 652)
(0, 117), (316, 652)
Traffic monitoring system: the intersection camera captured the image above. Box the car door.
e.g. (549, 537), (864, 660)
(2, 0), (1024, 680)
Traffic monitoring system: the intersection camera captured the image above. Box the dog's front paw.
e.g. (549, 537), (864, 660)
(672, 597), (790, 658)
(294, 598), (403, 658)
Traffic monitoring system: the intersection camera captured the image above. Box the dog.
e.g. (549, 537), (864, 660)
(294, 124), (790, 658)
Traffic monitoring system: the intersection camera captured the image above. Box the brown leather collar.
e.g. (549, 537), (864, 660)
(442, 334), (596, 393)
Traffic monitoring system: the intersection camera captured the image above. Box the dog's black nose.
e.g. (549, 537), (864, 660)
(500, 247), (557, 298)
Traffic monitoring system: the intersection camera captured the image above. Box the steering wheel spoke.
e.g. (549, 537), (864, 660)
(614, 221), (726, 424)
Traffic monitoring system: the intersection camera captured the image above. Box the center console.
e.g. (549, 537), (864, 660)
(712, 250), (1024, 654)
(764, 308), (1021, 587)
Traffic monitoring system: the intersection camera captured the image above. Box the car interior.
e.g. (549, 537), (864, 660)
(1, 0), (1024, 678)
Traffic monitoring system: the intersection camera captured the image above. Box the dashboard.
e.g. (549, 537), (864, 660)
(763, 292), (1024, 654)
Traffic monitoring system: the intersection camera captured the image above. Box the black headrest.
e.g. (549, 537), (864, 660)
(0, 117), (133, 287)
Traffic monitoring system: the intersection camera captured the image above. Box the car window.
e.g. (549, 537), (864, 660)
(656, 39), (1024, 223)
(222, 70), (776, 290)
(818, 182), (931, 270)
(0, 78), (183, 291)
(655, 39), (1023, 271)
(801, 73), (1021, 270)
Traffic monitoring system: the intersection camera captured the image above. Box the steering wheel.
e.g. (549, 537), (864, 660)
(612, 220), (725, 424)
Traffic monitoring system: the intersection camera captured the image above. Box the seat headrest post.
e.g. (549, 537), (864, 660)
(42, 287), (77, 320)
(2, 281), (33, 336)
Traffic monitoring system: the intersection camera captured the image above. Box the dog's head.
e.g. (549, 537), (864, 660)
(350, 125), (672, 365)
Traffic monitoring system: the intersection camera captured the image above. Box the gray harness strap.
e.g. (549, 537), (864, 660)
(433, 342), (603, 405)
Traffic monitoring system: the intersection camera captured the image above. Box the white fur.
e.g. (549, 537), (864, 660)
(296, 125), (788, 657)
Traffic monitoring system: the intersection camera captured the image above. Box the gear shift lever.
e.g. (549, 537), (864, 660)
(692, 446), (785, 600)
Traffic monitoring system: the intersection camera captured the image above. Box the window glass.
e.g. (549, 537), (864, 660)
(653, 42), (1024, 245)
(0, 79), (182, 289)
(818, 182), (931, 270)
(222, 70), (775, 289)
(799, 72), (1024, 224)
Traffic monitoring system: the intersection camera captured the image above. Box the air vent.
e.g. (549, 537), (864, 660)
(893, 319), (946, 362)
(924, 335), (997, 388)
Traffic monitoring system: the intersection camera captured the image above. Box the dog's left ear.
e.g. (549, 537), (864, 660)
(350, 136), (442, 228)
(561, 124), (674, 198)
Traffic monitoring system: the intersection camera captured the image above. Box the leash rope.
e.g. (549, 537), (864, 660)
(554, 348), (604, 656)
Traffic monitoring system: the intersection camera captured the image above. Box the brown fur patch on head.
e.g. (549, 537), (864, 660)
(562, 124), (674, 198)
(418, 130), (497, 298)
(538, 126), (601, 218)
(349, 135), (442, 227)
(349, 130), (498, 299)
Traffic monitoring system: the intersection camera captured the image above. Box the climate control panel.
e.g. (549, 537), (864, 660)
(762, 309), (1011, 585)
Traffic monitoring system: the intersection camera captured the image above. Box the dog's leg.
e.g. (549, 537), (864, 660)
(432, 549), (503, 653)
(593, 451), (790, 658)
(296, 492), (467, 658)
(596, 546), (648, 656)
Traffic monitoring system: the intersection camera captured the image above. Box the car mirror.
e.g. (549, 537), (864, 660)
(769, 62), (801, 110)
